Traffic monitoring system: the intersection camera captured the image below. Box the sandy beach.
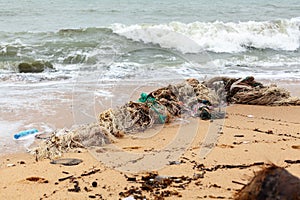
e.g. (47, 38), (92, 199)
(1, 0), (300, 199)
(1, 104), (299, 200)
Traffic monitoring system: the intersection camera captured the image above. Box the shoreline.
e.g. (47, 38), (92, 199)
(1, 104), (300, 199)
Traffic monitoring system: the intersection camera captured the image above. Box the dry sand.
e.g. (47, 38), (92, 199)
(0, 104), (300, 200)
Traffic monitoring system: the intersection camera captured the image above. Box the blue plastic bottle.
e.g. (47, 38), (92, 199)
(13, 129), (38, 139)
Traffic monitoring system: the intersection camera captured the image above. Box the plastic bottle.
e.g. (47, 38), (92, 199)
(13, 129), (38, 139)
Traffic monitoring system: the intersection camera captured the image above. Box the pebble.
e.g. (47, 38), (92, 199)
(154, 175), (169, 182)
(174, 178), (182, 183)
(169, 161), (181, 165)
(126, 177), (137, 182)
(92, 181), (98, 187)
(7, 163), (15, 167)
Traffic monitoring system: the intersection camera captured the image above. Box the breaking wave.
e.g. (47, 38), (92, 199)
(111, 18), (300, 53)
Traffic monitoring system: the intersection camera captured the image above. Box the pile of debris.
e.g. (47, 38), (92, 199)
(97, 78), (219, 139)
(32, 77), (300, 159)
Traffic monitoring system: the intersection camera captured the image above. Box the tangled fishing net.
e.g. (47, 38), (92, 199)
(32, 77), (300, 159)
(33, 123), (111, 160)
(205, 76), (300, 105)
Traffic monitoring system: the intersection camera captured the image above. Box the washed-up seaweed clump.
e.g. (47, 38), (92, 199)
(32, 77), (300, 159)
(119, 172), (202, 200)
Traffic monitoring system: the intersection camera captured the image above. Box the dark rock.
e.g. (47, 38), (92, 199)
(18, 61), (54, 73)
(126, 177), (137, 182)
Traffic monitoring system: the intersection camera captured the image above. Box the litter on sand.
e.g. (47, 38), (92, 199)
(31, 77), (300, 159)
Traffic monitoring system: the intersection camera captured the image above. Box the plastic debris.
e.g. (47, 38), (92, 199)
(14, 128), (38, 139)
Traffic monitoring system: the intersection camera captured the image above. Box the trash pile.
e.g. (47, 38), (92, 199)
(97, 78), (220, 139)
(32, 77), (300, 159)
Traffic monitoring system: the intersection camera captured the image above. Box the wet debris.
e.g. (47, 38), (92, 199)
(284, 159), (300, 164)
(208, 195), (226, 199)
(168, 160), (182, 165)
(18, 160), (26, 164)
(253, 128), (264, 133)
(35, 132), (52, 140)
(292, 145), (300, 149)
(84, 186), (92, 192)
(26, 177), (49, 183)
(193, 172), (205, 179)
(68, 181), (81, 192)
(193, 162), (265, 172)
(235, 165), (300, 200)
(209, 183), (221, 188)
(234, 134), (244, 137)
(126, 176), (137, 182)
(120, 172), (202, 199)
(232, 180), (247, 186)
(81, 168), (101, 177)
(58, 175), (74, 182)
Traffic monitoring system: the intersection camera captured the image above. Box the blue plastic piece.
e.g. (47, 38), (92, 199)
(13, 129), (38, 139)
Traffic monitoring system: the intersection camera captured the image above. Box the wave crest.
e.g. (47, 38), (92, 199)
(111, 18), (300, 53)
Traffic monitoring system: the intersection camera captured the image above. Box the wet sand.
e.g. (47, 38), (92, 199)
(1, 104), (299, 199)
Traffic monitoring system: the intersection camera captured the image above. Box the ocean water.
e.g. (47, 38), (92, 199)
(0, 0), (300, 153)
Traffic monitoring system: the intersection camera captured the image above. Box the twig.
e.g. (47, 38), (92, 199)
(285, 159), (300, 164)
(232, 180), (247, 186)
(58, 175), (74, 182)
(81, 169), (101, 177)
